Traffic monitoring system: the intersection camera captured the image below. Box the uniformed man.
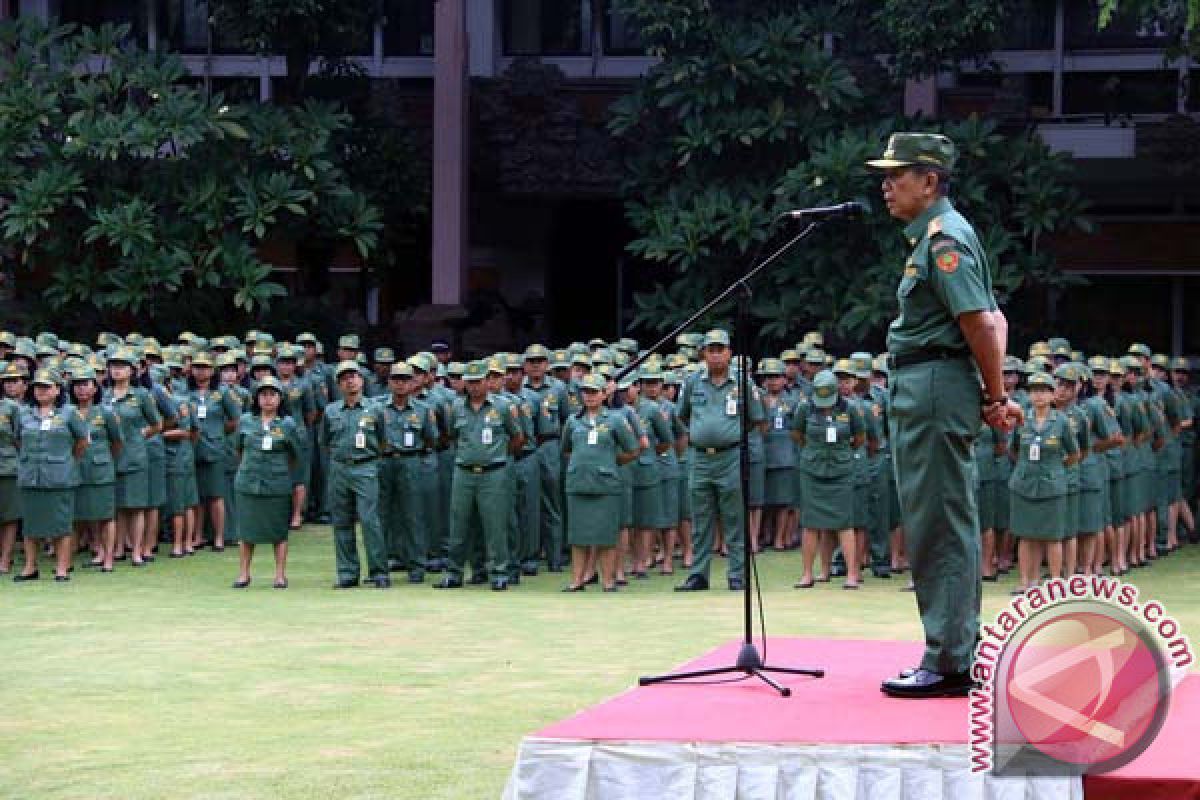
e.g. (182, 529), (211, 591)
(380, 361), (438, 582)
(435, 360), (524, 590)
(674, 329), (765, 592)
(368, 348), (396, 398)
(523, 344), (570, 572)
(505, 353), (550, 577)
(322, 360), (389, 588)
(867, 132), (1022, 698)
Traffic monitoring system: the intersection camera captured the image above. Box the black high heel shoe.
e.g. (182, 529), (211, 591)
(232, 577), (251, 589)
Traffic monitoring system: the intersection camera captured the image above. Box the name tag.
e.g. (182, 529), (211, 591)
(196, 404), (207, 419)
(261, 435), (273, 451)
(826, 426), (837, 444)
(403, 431), (415, 448)
(1029, 440), (1041, 462)
(774, 416), (784, 430)
(587, 429), (598, 445)
(725, 395), (737, 417)
(355, 431), (366, 450)
(40, 418), (52, 431)
(481, 427), (493, 445)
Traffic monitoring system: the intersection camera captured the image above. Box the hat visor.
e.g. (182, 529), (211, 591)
(865, 157), (917, 170)
(32, 378), (56, 387)
(812, 394), (836, 408)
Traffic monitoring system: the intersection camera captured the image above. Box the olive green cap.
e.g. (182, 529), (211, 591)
(32, 367), (61, 386)
(254, 375), (284, 395)
(551, 350), (570, 369)
(872, 354), (889, 374)
(446, 361), (466, 377)
(1107, 358), (1126, 376)
(275, 344), (299, 361)
(250, 354), (275, 371)
(338, 334), (361, 351)
(1025, 355), (1052, 374)
(804, 348), (826, 365)
(666, 353), (689, 369)
(334, 360), (361, 379)
(164, 349), (184, 370)
(1071, 350), (1084, 364)
(233, 348), (248, 363)
(591, 349), (613, 366)
(355, 353), (368, 366)
(596, 364), (614, 379)
(850, 352), (873, 379)
(524, 344), (551, 361)
(1046, 337), (1071, 351)
(676, 333), (704, 349)
(1128, 343), (1152, 358)
(35, 343), (58, 359)
(70, 365), (98, 382)
(36, 331), (59, 349)
(388, 362), (415, 379)
(1053, 363), (1081, 382)
(254, 332), (274, 348)
(639, 366), (664, 382)
(1151, 354), (1170, 368)
(1028, 341), (1051, 358)
(192, 352), (215, 368)
(407, 353), (433, 373)
(801, 331), (824, 347)
(485, 357), (505, 376)
(1120, 355), (1143, 372)
(1003, 355), (1024, 372)
(108, 346), (137, 365)
(0, 331), (15, 348)
(216, 353), (238, 369)
(296, 332), (318, 345)
(579, 374), (606, 392)
(374, 347), (396, 364)
(702, 329), (731, 348)
(832, 358), (856, 376)
(866, 132), (957, 171)
(758, 358), (785, 376)
(1171, 356), (1190, 371)
(1051, 344), (1072, 358)
(811, 370), (839, 408)
(587, 337), (607, 348)
(780, 349), (802, 363)
(665, 370), (683, 386)
(463, 360), (487, 381)
(571, 352), (593, 368)
(1027, 372), (1055, 389)
(1, 361), (28, 379)
(616, 338), (639, 354)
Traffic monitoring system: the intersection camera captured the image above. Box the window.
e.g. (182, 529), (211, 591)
(159, 0), (250, 54)
(1064, 0), (1172, 50)
(60, 0), (146, 45)
(998, 0), (1055, 50)
(1063, 71), (1179, 115)
(604, 2), (643, 55)
(383, 0), (435, 56)
(504, 0), (591, 56)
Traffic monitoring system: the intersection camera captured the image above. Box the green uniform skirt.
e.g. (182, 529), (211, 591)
(1121, 473), (1139, 521)
(234, 491), (290, 545)
(115, 469), (150, 510)
(660, 475), (680, 527)
(0, 476), (18, 523)
(1011, 493), (1068, 541)
(74, 483), (115, 522)
(633, 483), (662, 528)
(678, 461), (692, 520)
(566, 492), (621, 547)
(1066, 489), (1079, 537)
(290, 437), (312, 487)
(1108, 477), (1123, 525)
(976, 480), (996, 531)
(747, 459), (765, 508)
(620, 466), (633, 529)
(801, 473), (854, 531)
(166, 471), (199, 517)
(764, 467), (794, 507)
(19, 487), (74, 538)
(853, 483), (870, 529)
(148, 449), (167, 508)
(195, 461), (226, 500)
(1078, 487), (1106, 535)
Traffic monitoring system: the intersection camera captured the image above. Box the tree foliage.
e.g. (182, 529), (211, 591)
(609, 0), (1090, 349)
(0, 18), (381, 321)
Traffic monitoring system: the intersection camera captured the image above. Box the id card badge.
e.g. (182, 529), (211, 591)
(261, 435), (273, 451)
(481, 427), (493, 446)
(403, 431), (415, 449)
(825, 426), (837, 444)
(1029, 440), (1041, 462)
(725, 394), (737, 417)
(774, 415), (784, 431)
(587, 428), (598, 445)
(40, 417), (52, 431)
(354, 431), (366, 450)
(196, 404), (207, 420)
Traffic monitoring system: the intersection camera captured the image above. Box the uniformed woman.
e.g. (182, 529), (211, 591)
(627, 374), (670, 578)
(1097, 359), (1128, 575)
(561, 373), (641, 591)
(640, 369), (681, 574)
(1054, 365), (1089, 576)
(664, 371), (693, 569)
(1073, 363), (1120, 575)
(15, 368), (89, 582)
(612, 372), (645, 585)
(232, 376), (302, 589)
(0, 363), (23, 575)
(759, 359), (801, 551)
(105, 348), (162, 567)
(188, 352), (241, 552)
(974, 417), (1003, 581)
(277, 345), (316, 530)
(160, 377), (199, 557)
(70, 366), (123, 572)
(793, 370), (865, 590)
(1008, 372), (1080, 592)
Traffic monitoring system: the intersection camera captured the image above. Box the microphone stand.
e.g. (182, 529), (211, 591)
(618, 219), (833, 697)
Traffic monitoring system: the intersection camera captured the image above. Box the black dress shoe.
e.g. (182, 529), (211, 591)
(54, 574), (70, 582)
(14, 571), (39, 582)
(491, 578), (508, 591)
(332, 579), (359, 589)
(872, 567), (892, 579)
(586, 573), (600, 585)
(674, 574), (709, 592)
(982, 574), (998, 582)
(367, 576), (391, 589)
(433, 576), (463, 589)
(232, 578), (251, 589)
(728, 576), (744, 591)
(273, 580), (288, 589)
(830, 564), (847, 578)
(881, 668), (975, 698)
(561, 584), (585, 592)
(509, 573), (521, 586)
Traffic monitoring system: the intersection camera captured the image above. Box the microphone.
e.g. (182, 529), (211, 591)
(783, 201), (865, 220)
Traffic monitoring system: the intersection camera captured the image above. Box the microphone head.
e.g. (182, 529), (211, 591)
(841, 201), (866, 218)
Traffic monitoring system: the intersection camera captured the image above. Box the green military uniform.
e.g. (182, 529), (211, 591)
(18, 372), (89, 537)
(760, 360), (801, 508)
(524, 344), (570, 571)
(233, 382), (303, 545)
(164, 388), (199, 520)
(795, 371), (864, 531)
(1008, 380), (1079, 540)
(103, 369), (161, 511)
(675, 330), (765, 589)
(440, 361), (523, 588)
(74, 373), (123, 523)
(189, 355), (242, 504)
(869, 133), (995, 677)
(632, 381), (672, 529)
(562, 381), (640, 547)
(507, 354), (550, 576)
(380, 363), (439, 580)
(321, 361), (389, 586)
(0, 391), (19, 524)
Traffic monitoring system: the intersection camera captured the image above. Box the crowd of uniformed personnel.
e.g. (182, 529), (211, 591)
(0, 327), (1195, 591)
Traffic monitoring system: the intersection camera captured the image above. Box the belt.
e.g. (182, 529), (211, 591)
(694, 443), (737, 456)
(457, 462), (506, 474)
(333, 454), (377, 465)
(540, 434), (559, 440)
(384, 451), (422, 458)
(888, 348), (968, 370)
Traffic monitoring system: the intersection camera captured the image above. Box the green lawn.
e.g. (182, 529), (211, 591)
(2, 529), (1198, 799)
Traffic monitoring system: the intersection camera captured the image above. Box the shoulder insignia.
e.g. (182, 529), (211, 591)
(903, 265), (918, 278)
(927, 216), (943, 238)
(836, 413), (850, 423)
(936, 250), (960, 273)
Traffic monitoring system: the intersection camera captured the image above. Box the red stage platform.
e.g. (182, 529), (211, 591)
(505, 637), (1199, 800)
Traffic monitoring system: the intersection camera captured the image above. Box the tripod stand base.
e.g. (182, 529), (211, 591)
(639, 642), (825, 698)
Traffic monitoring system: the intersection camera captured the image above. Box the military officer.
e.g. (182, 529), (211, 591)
(674, 329), (765, 592)
(380, 362), (438, 582)
(435, 360), (524, 590)
(523, 344), (570, 572)
(504, 353), (549, 578)
(322, 360), (390, 589)
(868, 132), (1022, 698)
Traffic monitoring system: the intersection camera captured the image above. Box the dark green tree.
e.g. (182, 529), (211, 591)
(0, 18), (381, 328)
(609, 0), (1090, 349)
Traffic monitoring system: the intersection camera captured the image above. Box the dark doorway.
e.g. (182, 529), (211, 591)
(545, 198), (629, 343)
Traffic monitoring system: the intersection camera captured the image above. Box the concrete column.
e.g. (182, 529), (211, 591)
(1052, 0), (1064, 116)
(431, 0), (469, 306)
(903, 78), (937, 117)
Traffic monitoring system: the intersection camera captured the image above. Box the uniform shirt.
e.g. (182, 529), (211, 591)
(562, 408), (640, 495)
(102, 386), (161, 474)
(525, 375), (570, 439)
(16, 403), (89, 489)
(632, 396), (672, 488)
(1063, 403), (1090, 493)
(281, 377), (316, 436)
(677, 371), (765, 450)
(1008, 409), (1078, 499)
(321, 396), (387, 463)
(1115, 389), (1148, 476)
(382, 396), (439, 454)
(165, 394), (197, 475)
(793, 399), (865, 479)
(1098, 393), (1124, 480)
(233, 413), (301, 496)
(0, 397), (18, 478)
(189, 384), (242, 464)
(973, 422), (999, 485)
(886, 197), (996, 356)
(763, 392), (803, 470)
(145, 382), (177, 469)
(1082, 395), (1119, 490)
(451, 393), (522, 467)
(76, 404), (123, 486)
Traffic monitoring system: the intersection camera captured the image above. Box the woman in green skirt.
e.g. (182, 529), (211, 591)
(1008, 372), (1079, 593)
(15, 368), (89, 582)
(794, 370), (865, 590)
(759, 359), (801, 551)
(161, 378), (200, 558)
(232, 377), (302, 589)
(974, 419), (1003, 581)
(188, 352), (241, 552)
(1077, 362), (1122, 575)
(104, 348), (162, 567)
(561, 374), (641, 592)
(1100, 359), (1130, 575)
(1054, 364), (1089, 576)
(70, 366), (123, 572)
(0, 362), (23, 575)
(664, 371), (694, 568)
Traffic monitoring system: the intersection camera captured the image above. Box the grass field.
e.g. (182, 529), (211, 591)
(2, 528), (1198, 799)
